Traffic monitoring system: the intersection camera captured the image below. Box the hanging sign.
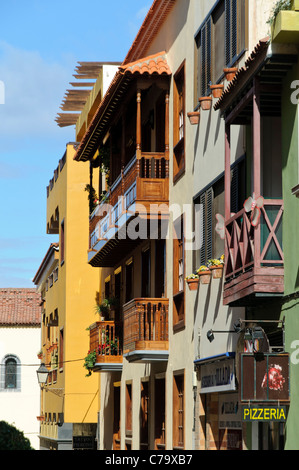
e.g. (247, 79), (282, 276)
(201, 357), (236, 394)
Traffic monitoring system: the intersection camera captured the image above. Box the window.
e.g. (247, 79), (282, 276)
(173, 62), (185, 181)
(140, 380), (149, 449)
(141, 248), (151, 298)
(1, 355), (20, 391)
(173, 372), (184, 449)
(195, 0), (246, 99)
(125, 382), (132, 437)
(155, 376), (166, 449)
(59, 328), (64, 370)
(194, 157), (245, 267)
(60, 219), (65, 265)
(173, 216), (185, 329)
(125, 258), (134, 303)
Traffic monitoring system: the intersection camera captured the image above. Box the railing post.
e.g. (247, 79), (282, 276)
(253, 76), (261, 267)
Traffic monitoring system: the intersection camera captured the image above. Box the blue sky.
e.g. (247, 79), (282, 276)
(0, 0), (150, 287)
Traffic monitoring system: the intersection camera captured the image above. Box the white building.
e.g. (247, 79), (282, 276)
(0, 288), (41, 450)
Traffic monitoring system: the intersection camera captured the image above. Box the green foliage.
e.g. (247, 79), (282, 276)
(84, 184), (99, 215)
(267, 0), (292, 25)
(0, 421), (33, 450)
(83, 350), (97, 377)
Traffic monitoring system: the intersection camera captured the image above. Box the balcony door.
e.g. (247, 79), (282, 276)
(141, 248), (151, 298)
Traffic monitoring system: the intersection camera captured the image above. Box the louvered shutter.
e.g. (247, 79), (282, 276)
(199, 192), (206, 265)
(225, 0), (238, 66)
(206, 187), (213, 261)
(201, 17), (212, 96)
(199, 187), (213, 264)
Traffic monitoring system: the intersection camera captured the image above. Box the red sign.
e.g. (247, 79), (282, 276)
(240, 353), (290, 404)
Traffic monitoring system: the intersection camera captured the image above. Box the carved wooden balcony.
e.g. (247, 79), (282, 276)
(88, 152), (169, 267)
(223, 199), (284, 306)
(89, 321), (123, 372)
(123, 298), (169, 363)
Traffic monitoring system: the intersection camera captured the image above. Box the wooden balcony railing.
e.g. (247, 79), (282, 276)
(224, 199), (284, 305)
(89, 152), (169, 249)
(89, 321), (123, 366)
(123, 298), (169, 356)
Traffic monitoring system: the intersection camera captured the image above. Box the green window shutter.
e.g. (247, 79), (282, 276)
(199, 187), (214, 265)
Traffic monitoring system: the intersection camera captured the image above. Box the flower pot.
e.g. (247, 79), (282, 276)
(198, 96), (212, 110)
(223, 67), (238, 81)
(198, 271), (211, 284)
(210, 84), (224, 98)
(186, 278), (199, 290)
(210, 265), (224, 279)
(187, 111), (200, 125)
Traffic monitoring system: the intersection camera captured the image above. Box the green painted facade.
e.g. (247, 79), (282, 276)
(281, 58), (299, 450)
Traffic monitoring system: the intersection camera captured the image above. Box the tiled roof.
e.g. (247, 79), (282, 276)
(123, 0), (176, 65)
(74, 51), (171, 162)
(214, 37), (270, 111)
(33, 243), (59, 286)
(119, 52), (171, 76)
(0, 288), (42, 326)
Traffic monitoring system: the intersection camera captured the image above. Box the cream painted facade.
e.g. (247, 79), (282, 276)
(50, 0), (281, 451)
(0, 326), (41, 449)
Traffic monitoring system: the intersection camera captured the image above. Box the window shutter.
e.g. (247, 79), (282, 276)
(199, 187), (213, 264)
(231, 165), (239, 215)
(225, 0), (231, 65)
(231, 0), (238, 61)
(206, 187), (213, 261)
(199, 192), (206, 265)
(201, 18), (212, 96)
(225, 0), (239, 66)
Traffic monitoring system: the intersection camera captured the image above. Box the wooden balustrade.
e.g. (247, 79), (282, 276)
(89, 321), (123, 364)
(89, 152), (169, 248)
(123, 298), (169, 354)
(224, 200), (284, 305)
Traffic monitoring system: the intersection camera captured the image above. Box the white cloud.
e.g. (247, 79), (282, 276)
(0, 41), (73, 138)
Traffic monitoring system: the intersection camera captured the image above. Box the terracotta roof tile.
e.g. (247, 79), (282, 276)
(214, 37), (270, 111)
(0, 288), (42, 326)
(119, 52), (171, 76)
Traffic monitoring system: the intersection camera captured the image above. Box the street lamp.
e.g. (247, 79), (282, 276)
(36, 363), (49, 387)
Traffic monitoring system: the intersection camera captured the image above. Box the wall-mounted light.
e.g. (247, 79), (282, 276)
(36, 363), (49, 386)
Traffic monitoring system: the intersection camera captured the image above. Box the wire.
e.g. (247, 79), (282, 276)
(0, 357), (85, 367)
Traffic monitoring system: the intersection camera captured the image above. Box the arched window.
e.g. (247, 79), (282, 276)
(0, 355), (21, 392)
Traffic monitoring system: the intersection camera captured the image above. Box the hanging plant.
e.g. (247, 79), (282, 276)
(267, 0), (292, 25)
(83, 350), (97, 377)
(84, 184), (99, 215)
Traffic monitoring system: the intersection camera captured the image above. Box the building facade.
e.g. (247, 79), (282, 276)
(0, 288), (41, 450)
(33, 144), (100, 450)
(46, 0), (299, 451)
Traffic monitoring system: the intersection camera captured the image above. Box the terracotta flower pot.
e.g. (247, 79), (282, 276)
(210, 265), (224, 279)
(187, 111), (200, 125)
(210, 84), (224, 98)
(198, 271), (211, 284)
(223, 67), (238, 81)
(186, 278), (199, 290)
(198, 96), (212, 110)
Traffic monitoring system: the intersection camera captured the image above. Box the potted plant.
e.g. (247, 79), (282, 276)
(198, 96), (213, 110)
(207, 255), (224, 278)
(223, 67), (238, 81)
(187, 111), (200, 125)
(197, 266), (212, 284)
(185, 273), (200, 290)
(37, 350), (43, 360)
(210, 84), (224, 98)
(95, 297), (118, 320)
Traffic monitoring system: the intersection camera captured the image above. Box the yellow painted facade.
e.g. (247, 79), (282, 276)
(272, 0), (299, 43)
(35, 143), (101, 449)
